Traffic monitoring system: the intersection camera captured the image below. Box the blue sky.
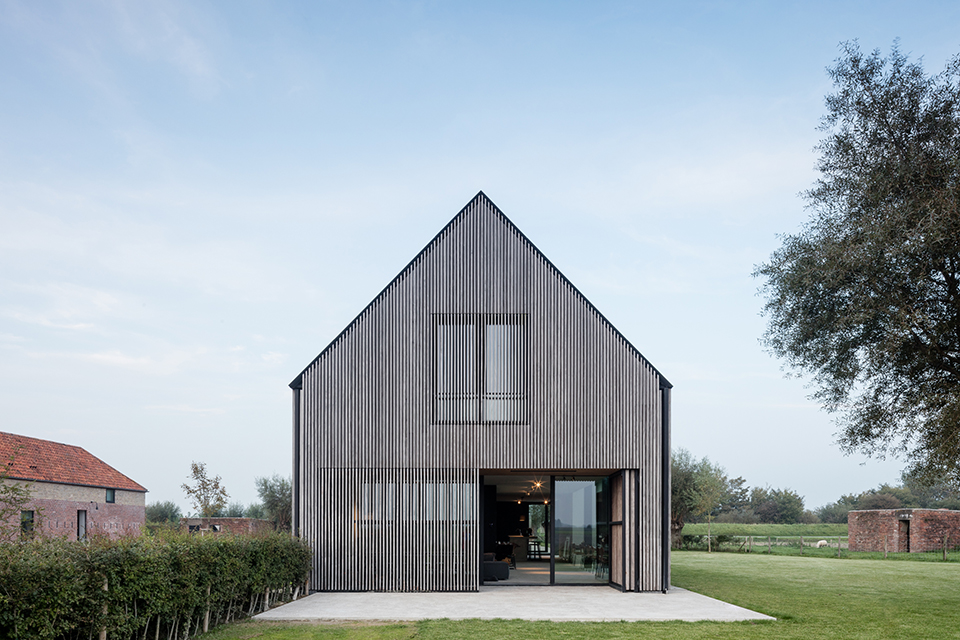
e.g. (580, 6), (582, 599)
(2, 1), (958, 512)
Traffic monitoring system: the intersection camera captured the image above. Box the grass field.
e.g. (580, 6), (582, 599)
(681, 522), (848, 536)
(203, 551), (960, 639)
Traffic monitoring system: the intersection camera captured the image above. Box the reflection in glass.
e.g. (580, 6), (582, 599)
(554, 478), (610, 584)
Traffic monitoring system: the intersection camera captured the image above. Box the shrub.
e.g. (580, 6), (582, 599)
(0, 532), (311, 640)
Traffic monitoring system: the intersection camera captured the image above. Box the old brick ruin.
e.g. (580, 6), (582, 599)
(180, 517), (275, 536)
(848, 509), (960, 553)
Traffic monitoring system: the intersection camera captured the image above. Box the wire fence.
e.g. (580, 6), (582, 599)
(679, 534), (960, 561)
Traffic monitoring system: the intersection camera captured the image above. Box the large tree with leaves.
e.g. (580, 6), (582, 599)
(670, 449), (728, 548)
(756, 41), (960, 485)
(255, 475), (291, 532)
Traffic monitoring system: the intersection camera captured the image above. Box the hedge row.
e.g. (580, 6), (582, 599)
(0, 532), (312, 640)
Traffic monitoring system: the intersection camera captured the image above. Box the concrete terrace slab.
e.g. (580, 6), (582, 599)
(255, 586), (775, 622)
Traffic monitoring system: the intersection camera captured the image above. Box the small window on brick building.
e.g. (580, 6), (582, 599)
(105, 488), (116, 503)
(20, 510), (34, 537)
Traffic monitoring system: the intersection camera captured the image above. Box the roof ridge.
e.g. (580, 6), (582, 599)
(290, 192), (670, 389)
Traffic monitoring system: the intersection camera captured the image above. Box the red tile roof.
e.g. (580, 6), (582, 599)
(0, 432), (146, 492)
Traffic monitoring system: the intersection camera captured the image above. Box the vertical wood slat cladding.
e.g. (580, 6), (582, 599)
(294, 192), (669, 591)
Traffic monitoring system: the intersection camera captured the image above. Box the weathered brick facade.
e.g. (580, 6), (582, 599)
(848, 509), (960, 553)
(180, 517), (274, 536)
(14, 483), (145, 540)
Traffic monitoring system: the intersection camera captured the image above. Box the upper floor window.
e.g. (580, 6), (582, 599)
(105, 488), (116, 503)
(435, 313), (526, 424)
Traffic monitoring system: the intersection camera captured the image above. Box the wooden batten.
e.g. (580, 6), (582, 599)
(293, 192), (670, 592)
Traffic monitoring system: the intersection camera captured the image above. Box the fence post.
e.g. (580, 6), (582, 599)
(99, 577), (108, 640)
(800, 536), (803, 556)
(884, 535), (888, 559)
(203, 584), (211, 633)
(944, 534), (949, 562)
(767, 536), (771, 553)
(838, 536), (841, 558)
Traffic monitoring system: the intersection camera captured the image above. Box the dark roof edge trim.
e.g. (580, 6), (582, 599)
(290, 190), (672, 389)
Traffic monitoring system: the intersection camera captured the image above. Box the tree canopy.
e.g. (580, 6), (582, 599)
(145, 500), (182, 524)
(755, 41), (960, 485)
(255, 474), (291, 531)
(181, 461), (229, 518)
(670, 450), (812, 546)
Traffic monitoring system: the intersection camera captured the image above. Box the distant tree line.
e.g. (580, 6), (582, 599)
(816, 471), (960, 523)
(671, 449), (816, 546)
(146, 467), (292, 532)
(672, 449), (960, 544)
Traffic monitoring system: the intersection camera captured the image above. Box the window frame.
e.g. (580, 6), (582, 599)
(20, 510), (34, 537)
(105, 488), (116, 503)
(433, 313), (527, 425)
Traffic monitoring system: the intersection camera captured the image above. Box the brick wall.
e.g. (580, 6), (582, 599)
(849, 509), (960, 553)
(2, 479), (146, 541)
(27, 481), (145, 506)
(180, 517), (275, 536)
(9, 496), (144, 541)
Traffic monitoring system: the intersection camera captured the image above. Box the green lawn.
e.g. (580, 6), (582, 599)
(203, 551), (960, 639)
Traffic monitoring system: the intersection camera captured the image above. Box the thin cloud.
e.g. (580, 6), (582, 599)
(145, 404), (226, 414)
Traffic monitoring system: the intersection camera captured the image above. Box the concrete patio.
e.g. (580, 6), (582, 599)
(255, 586), (775, 622)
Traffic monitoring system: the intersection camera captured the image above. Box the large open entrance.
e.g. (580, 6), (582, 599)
(481, 471), (616, 586)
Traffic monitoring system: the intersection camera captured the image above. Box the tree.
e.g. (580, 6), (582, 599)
(181, 462), (229, 518)
(0, 452), (37, 542)
(245, 502), (266, 520)
(255, 475), (291, 531)
(901, 469), (960, 508)
(671, 449), (699, 547)
(145, 500), (182, 524)
(692, 460), (727, 552)
(755, 41), (960, 485)
(816, 495), (858, 524)
(670, 449), (727, 549)
(222, 502), (246, 517)
(750, 487), (806, 524)
(858, 491), (902, 510)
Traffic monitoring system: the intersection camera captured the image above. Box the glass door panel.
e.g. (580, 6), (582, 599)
(553, 477), (610, 584)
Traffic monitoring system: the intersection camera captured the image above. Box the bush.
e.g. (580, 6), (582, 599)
(0, 533), (311, 640)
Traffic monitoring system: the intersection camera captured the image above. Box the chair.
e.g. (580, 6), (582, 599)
(527, 538), (544, 560)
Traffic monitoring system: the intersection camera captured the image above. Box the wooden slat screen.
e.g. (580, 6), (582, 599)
(294, 193), (669, 591)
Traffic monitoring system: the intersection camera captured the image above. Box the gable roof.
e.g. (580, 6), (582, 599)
(0, 432), (147, 492)
(291, 191), (671, 390)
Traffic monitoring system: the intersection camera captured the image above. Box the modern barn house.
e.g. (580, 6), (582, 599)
(291, 192), (671, 592)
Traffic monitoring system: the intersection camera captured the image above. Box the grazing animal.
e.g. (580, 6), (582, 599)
(816, 540), (829, 548)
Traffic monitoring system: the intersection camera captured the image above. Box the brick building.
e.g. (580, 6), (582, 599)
(1, 431), (147, 541)
(180, 517), (275, 536)
(848, 508), (960, 553)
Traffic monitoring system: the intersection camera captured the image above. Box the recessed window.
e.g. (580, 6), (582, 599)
(20, 510), (34, 537)
(105, 488), (116, 503)
(435, 313), (526, 424)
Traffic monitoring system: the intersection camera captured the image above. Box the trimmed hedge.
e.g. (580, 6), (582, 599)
(0, 533), (312, 640)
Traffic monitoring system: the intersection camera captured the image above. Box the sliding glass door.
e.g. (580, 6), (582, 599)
(552, 477), (610, 584)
